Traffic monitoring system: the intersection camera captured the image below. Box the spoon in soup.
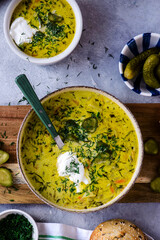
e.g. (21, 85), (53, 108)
(16, 75), (90, 191)
(15, 74), (64, 149)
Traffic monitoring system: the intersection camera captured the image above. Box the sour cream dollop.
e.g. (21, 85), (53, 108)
(57, 152), (89, 192)
(10, 17), (36, 45)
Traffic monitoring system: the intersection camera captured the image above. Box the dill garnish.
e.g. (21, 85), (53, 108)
(0, 214), (33, 240)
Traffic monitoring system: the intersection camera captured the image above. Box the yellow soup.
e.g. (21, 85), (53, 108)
(20, 90), (139, 210)
(11, 0), (75, 58)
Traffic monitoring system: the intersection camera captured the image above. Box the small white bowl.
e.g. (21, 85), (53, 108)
(3, 0), (83, 65)
(0, 209), (38, 240)
(119, 33), (160, 96)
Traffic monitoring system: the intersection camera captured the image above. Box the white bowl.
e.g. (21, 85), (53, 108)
(17, 86), (144, 212)
(119, 33), (160, 96)
(3, 0), (83, 65)
(0, 209), (38, 239)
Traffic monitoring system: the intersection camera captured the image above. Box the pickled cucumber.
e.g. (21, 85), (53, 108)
(150, 177), (160, 193)
(82, 117), (98, 133)
(144, 138), (159, 155)
(124, 47), (160, 80)
(0, 167), (13, 187)
(143, 54), (160, 88)
(155, 63), (160, 81)
(0, 150), (9, 165)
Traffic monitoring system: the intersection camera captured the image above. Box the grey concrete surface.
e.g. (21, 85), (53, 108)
(1, 0), (160, 105)
(0, 203), (159, 239)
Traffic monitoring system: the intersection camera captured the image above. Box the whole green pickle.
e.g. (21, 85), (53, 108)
(124, 47), (160, 80)
(155, 63), (160, 81)
(143, 54), (160, 88)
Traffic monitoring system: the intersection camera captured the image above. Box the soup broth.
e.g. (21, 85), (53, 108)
(11, 0), (75, 58)
(20, 90), (139, 210)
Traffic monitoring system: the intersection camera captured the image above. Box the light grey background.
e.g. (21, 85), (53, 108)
(1, 0), (160, 105)
(0, 0), (160, 239)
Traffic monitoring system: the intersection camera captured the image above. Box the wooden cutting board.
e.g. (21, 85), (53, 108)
(0, 104), (160, 204)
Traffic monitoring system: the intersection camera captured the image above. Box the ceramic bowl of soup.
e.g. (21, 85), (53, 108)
(3, 0), (82, 65)
(17, 87), (143, 212)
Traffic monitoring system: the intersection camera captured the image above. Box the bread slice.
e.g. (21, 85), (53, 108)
(90, 219), (147, 240)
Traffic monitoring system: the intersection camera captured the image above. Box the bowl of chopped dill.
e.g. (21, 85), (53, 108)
(3, 0), (82, 65)
(0, 209), (38, 240)
(17, 86), (143, 212)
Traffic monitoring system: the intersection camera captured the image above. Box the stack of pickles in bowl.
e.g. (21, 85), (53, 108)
(119, 32), (160, 96)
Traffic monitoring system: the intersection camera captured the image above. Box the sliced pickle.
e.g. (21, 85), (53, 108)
(0, 150), (9, 165)
(150, 177), (160, 193)
(82, 117), (98, 133)
(48, 13), (63, 22)
(66, 120), (78, 128)
(144, 138), (159, 155)
(0, 168), (13, 187)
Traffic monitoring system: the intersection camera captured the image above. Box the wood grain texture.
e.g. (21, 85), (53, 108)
(0, 104), (160, 204)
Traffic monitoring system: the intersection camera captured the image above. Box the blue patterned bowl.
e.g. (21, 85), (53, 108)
(119, 33), (160, 96)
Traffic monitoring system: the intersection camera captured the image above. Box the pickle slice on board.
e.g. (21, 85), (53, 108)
(150, 177), (160, 193)
(0, 150), (9, 165)
(0, 167), (13, 187)
(143, 54), (160, 88)
(144, 138), (159, 155)
(124, 47), (160, 80)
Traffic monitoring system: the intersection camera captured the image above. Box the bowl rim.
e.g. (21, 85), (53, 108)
(0, 209), (38, 239)
(119, 32), (160, 97)
(3, 0), (83, 65)
(16, 86), (144, 213)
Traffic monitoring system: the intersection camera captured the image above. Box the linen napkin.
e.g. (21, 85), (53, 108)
(37, 222), (154, 240)
(37, 222), (92, 240)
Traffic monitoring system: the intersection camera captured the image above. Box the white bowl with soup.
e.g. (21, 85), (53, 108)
(17, 87), (143, 212)
(4, 0), (82, 65)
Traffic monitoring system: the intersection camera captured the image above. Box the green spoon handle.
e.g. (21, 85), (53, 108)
(15, 74), (58, 140)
